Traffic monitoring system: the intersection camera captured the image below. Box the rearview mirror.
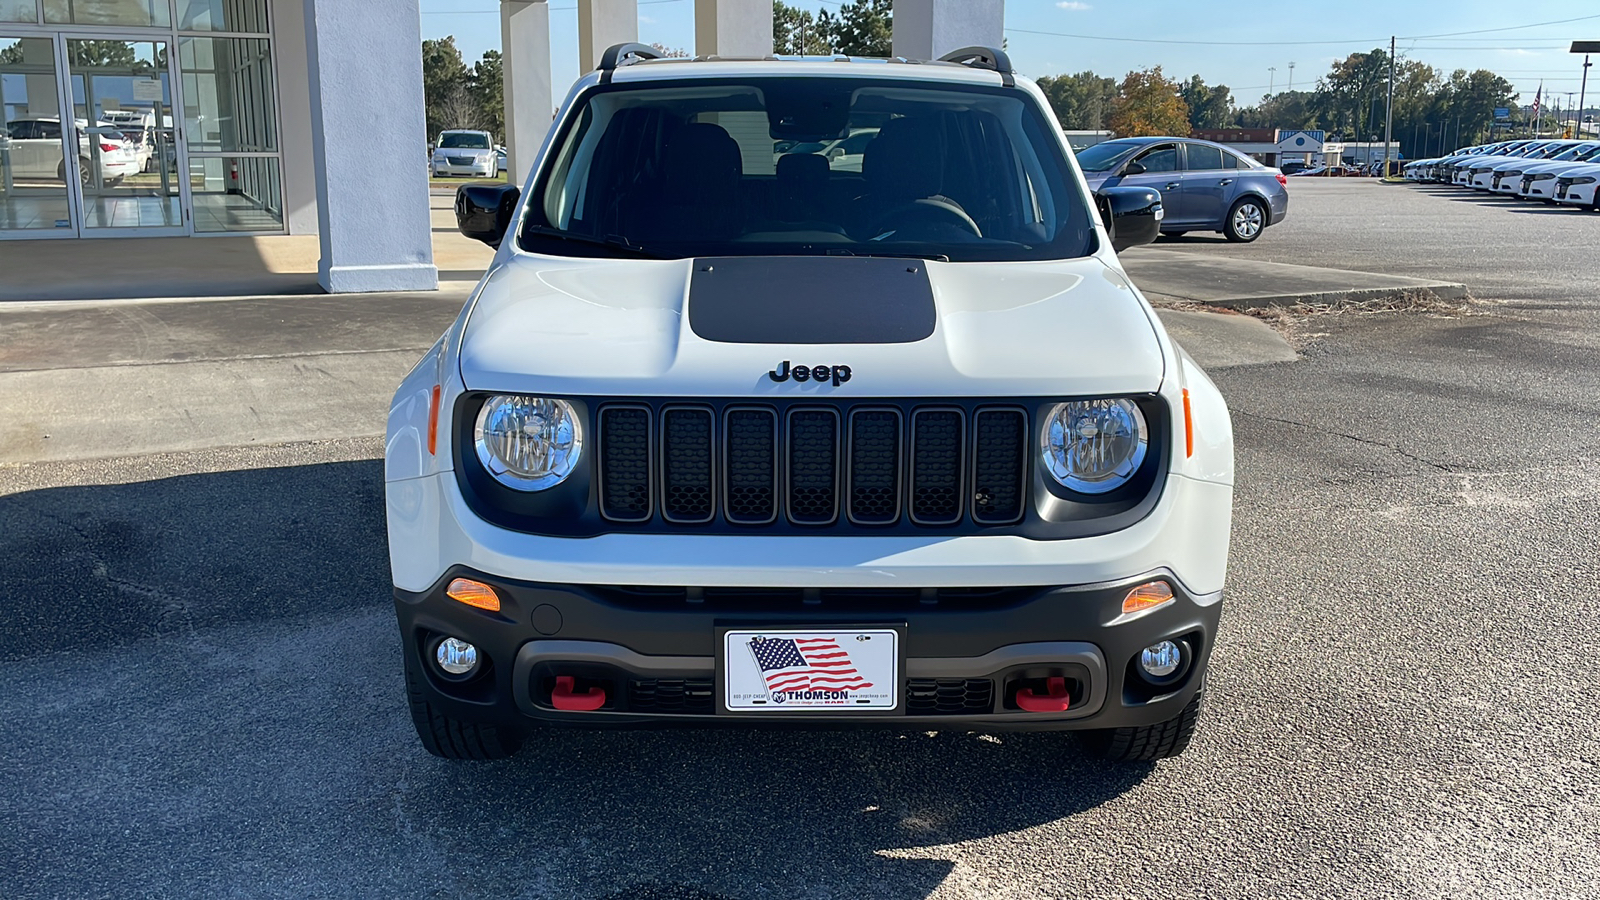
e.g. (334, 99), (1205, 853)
(1121, 160), (1147, 176)
(455, 183), (521, 249)
(1095, 186), (1163, 253)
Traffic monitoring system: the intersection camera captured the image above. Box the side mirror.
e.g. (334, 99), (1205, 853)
(827, 146), (846, 160)
(455, 183), (520, 249)
(1095, 186), (1163, 253)
(1121, 159), (1147, 176)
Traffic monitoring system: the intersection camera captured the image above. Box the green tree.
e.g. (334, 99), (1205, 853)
(773, 1), (829, 55)
(1035, 70), (1117, 130)
(469, 50), (503, 142)
(1180, 75), (1234, 131)
(1109, 67), (1190, 137)
(422, 37), (474, 139)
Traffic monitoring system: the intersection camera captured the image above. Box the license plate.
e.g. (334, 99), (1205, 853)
(722, 628), (899, 712)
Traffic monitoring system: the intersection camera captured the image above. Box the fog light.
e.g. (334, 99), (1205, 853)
(1139, 640), (1182, 679)
(435, 637), (479, 676)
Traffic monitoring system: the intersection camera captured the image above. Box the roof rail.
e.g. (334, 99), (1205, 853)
(597, 42), (663, 83)
(937, 46), (1014, 87)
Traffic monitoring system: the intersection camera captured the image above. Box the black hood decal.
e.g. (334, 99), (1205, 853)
(687, 256), (936, 344)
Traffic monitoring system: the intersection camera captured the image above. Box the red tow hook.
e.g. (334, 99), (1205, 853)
(1015, 677), (1072, 713)
(551, 676), (606, 711)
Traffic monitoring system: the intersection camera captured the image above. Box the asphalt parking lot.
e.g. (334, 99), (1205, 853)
(3, 181), (1598, 898)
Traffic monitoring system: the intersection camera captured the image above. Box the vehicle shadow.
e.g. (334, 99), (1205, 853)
(0, 461), (1155, 898)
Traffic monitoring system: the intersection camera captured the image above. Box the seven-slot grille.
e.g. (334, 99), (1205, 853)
(598, 403), (1029, 528)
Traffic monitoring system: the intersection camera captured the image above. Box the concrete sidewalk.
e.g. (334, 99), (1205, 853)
(1120, 248), (1467, 309)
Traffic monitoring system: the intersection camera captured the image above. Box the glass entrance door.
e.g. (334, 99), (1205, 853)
(63, 35), (186, 234)
(0, 34), (75, 235)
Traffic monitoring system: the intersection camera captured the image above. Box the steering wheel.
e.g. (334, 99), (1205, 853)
(872, 198), (983, 239)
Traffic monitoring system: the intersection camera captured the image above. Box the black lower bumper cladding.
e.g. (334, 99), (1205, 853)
(395, 567), (1221, 732)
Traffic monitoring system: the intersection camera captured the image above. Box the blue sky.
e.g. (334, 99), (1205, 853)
(419, 1), (1600, 113)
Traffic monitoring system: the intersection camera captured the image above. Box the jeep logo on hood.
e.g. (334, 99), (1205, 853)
(769, 361), (852, 387)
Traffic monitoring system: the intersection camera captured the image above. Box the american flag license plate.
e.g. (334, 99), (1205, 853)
(723, 628), (899, 711)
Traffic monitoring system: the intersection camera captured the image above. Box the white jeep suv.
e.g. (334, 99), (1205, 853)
(387, 46), (1234, 763)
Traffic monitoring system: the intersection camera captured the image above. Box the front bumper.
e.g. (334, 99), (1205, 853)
(433, 160), (494, 176)
(398, 567), (1221, 731)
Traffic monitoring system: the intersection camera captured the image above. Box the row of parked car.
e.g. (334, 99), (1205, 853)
(1403, 138), (1600, 209)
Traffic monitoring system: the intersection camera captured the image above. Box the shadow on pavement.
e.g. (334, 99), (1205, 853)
(0, 462), (1153, 898)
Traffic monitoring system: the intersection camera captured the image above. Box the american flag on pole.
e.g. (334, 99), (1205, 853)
(746, 636), (875, 693)
(1531, 82), (1543, 124)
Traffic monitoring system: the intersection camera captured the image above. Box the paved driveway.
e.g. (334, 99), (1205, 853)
(2, 181), (1597, 897)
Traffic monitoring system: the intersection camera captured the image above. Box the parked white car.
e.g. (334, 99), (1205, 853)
(388, 46), (1232, 763)
(0, 117), (142, 186)
(1482, 141), (1579, 193)
(1515, 142), (1600, 200)
(1553, 162), (1600, 209)
(431, 129), (497, 177)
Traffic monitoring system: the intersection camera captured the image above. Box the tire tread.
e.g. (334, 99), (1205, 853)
(405, 663), (522, 760)
(1084, 686), (1203, 762)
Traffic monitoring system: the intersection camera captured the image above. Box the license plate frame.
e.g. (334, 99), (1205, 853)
(717, 625), (904, 715)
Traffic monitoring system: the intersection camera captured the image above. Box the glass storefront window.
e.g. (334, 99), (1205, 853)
(179, 37), (275, 153)
(0, 36), (72, 232)
(1, 1), (39, 24)
(44, 0), (170, 28)
(175, 0), (266, 34)
(189, 154), (280, 232)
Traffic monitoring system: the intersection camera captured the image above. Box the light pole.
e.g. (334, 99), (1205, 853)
(1574, 42), (1596, 138)
(1268, 66), (1276, 97)
(1287, 61), (1295, 94)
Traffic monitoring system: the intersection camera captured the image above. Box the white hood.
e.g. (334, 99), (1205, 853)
(456, 253), (1167, 398)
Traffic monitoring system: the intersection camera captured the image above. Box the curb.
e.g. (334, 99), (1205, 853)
(1152, 281), (1470, 311)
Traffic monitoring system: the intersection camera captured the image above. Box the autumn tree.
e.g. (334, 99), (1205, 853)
(1109, 67), (1190, 137)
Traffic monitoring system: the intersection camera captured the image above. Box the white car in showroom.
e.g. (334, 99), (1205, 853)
(431, 129), (497, 177)
(0, 117), (142, 186)
(385, 45), (1233, 763)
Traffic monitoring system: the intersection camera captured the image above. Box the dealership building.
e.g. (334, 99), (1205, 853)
(0, 0), (1002, 292)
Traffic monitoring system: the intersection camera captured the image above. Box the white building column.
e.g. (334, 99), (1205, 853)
(891, 0), (1004, 61)
(502, 0), (553, 186)
(694, 0), (773, 57)
(301, 0), (437, 293)
(578, 0), (638, 74)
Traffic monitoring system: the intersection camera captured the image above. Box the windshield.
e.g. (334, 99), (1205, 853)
(522, 77), (1094, 262)
(1074, 139), (1143, 173)
(440, 133), (491, 149)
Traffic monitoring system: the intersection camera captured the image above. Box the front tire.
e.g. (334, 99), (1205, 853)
(1082, 684), (1204, 762)
(1223, 198), (1266, 243)
(405, 658), (524, 760)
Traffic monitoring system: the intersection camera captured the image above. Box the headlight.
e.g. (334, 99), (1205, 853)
(1528, 173), (1555, 181)
(1570, 176), (1597, 185)
(1041, 399), (1148, 494)
(473, 395), (583, 491)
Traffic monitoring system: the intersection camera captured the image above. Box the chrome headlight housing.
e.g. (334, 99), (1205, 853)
(473, 395), (583, 491)
(1041, 399), (1148, 494)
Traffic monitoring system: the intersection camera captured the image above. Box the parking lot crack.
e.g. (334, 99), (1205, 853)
(1236, 410), (1457, 472)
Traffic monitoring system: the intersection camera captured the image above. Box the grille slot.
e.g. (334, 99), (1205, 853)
(910, 408), (965, 525)
(628, 679), (714, 713)
(724, 407), (778, 524)
(598, 405), (651, 522)
(661, 407), (714, 523)
(971, 408), (1027, 524)
(847, 408), (902, 524)
(786, 407), (841, 525)
(907, 679), (994, 715)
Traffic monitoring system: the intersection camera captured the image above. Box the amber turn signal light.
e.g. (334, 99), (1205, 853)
(446, 577), (501, 612)
(1122, 581), (1174, 616)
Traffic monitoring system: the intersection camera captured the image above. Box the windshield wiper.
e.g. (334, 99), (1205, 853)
(821, 248), (952, 262)
(522, 226), (658, 258)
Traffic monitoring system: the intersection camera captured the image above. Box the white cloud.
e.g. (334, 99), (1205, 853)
(1056, 1), (1092, 9)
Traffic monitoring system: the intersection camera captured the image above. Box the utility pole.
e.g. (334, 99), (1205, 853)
(1268, 67), (1276, 96)
(1574, 44), (1593, 138)
(1382, 36), (1395, 177)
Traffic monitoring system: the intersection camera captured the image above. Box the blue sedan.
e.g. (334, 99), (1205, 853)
(1076, 137), (1289, 242)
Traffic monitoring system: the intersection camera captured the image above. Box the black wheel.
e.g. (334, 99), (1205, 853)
(1082, 684), (1204, 762)
(1223, 198), (1266, 243)
(405, 657), (524, 760)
